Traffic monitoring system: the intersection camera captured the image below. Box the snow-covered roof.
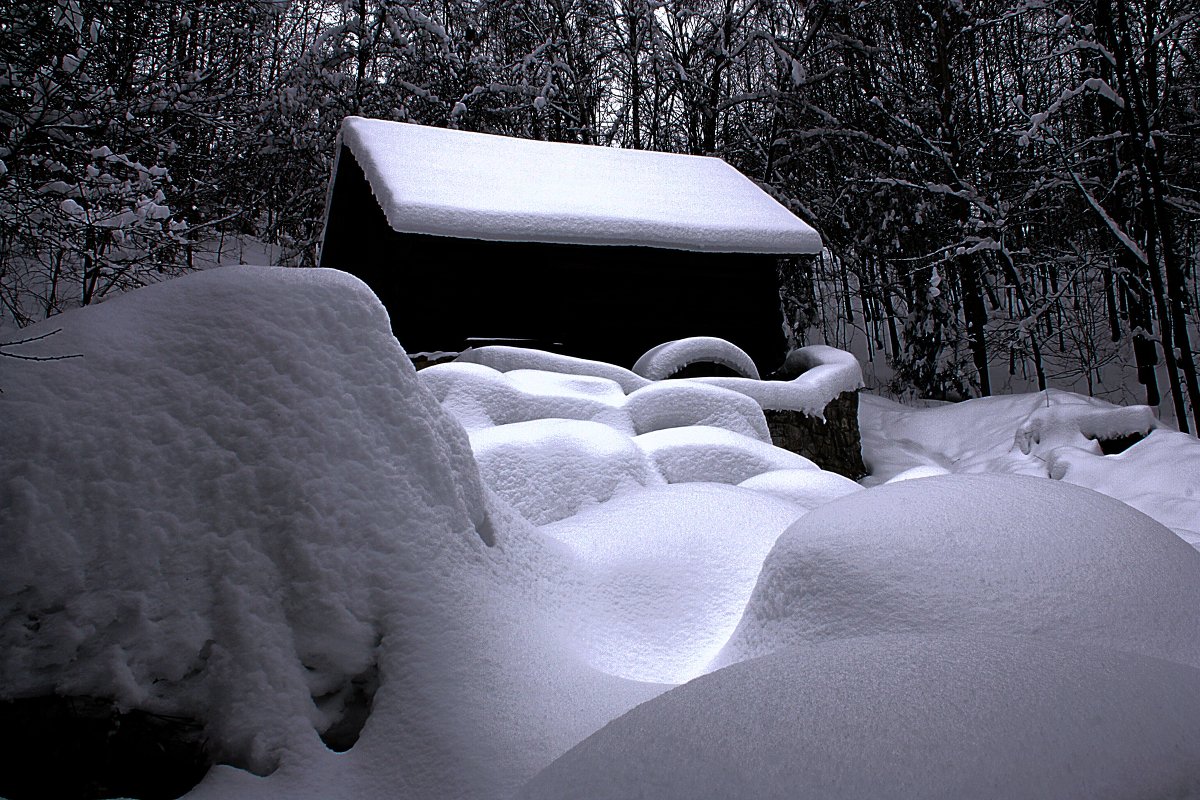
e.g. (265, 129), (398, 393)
(337, 116), (822, 254)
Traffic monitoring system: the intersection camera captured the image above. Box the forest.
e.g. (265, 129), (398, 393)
(1, 0), (1197, 428)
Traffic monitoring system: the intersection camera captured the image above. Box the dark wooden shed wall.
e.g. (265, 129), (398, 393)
(320, 147), (789, 371)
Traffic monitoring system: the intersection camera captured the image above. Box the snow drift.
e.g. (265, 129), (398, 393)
(0, 266), (663, 800)
(520, 633), (1200, 800)
(715, 474), (1200, 670)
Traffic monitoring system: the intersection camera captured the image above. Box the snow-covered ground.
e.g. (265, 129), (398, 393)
(2, 266), (1199, 799)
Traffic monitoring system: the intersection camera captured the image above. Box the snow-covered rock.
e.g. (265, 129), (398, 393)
(519, 633), (1200, 800)
(633, 336), (760, 380)
(715, 474), (1200, 670)
(470, 419), (664, 525)
(420, 361), (634, 434)
(737, 468), (862, 508)
(623, 381), (770, 441)
(635, 426), (817, 485)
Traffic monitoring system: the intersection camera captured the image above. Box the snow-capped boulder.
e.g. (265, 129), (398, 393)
(418, 361), (634, 434)
(470, 419), (664, 525)
(635, 426), (817, 484)
(714, 474), (1200, 670)
(633, 336), (760, 380)
(623, 380), (770, 442)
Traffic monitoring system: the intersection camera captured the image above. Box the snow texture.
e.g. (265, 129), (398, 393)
(456, 346), (650, 393)
(633, 337), (760, 380)
(338, 116), (821, 254)
(541, 484), (803, 684)
(635, 426), (818, 485)
(860, 390), (1200, 546)
(519, 633), (1200, 800)
(694, 344), (864, 415)
(420, 360), (772, 442)
(1, 266), (490, 772)
(715, 474), (1200, 671)
(420, 361), (635, 434)
(0, 266), (666, 800)
(470, 420), (664, 525)
(450, 343), (860, 420)
(736, 468), (862, 508)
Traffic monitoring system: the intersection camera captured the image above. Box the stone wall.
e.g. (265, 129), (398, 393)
(764, 391), (866, 480)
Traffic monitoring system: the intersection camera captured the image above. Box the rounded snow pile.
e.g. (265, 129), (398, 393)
(0, 266), (494, 774)
(470, 419), (664, 525)
(632, 336), (760, 380)
(715, 474), (1200, 670)
(541, 483), (803, 683)
(518, 633), (1200, 800)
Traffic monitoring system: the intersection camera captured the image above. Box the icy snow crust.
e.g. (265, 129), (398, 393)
(338, 117), (822, 254)
(7, 267), (1200, 800)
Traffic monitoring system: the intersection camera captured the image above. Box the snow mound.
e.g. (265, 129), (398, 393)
(715, 474), (1200, 670)
(0, 266), (493, 773)
(624, 381), (770, 442)
(455, 345), (649, 392)
(1047, 428), (1200, 543)
(633, 337), (760, 380)
(860, 390), (1200, 546)
(542, 484), (803, 684)
(737, 469), (862, 509)
(518, 633), (1200, 800)
(694, 344), (863, 415)
(470, 420), (664, 525)
(635, 426), (817, 484)
(884, 464), (951, 483)
(1014, 398), (1159, 457)
(339, 116), (822, 254)
(420, 361), (634, 434)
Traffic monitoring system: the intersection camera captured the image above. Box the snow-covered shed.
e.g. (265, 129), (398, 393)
(319, 116), (822, 371)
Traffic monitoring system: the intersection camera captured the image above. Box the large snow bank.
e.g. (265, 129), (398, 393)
(1, 266), (491, 771)
(338, 116), (821, 254)
(0, 266), (667, 800)
(715, 474), (1200, 671)
(519, 633), (1200, 800)
(860, 390), (1200, 545)
(541, 484), (802, 684)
